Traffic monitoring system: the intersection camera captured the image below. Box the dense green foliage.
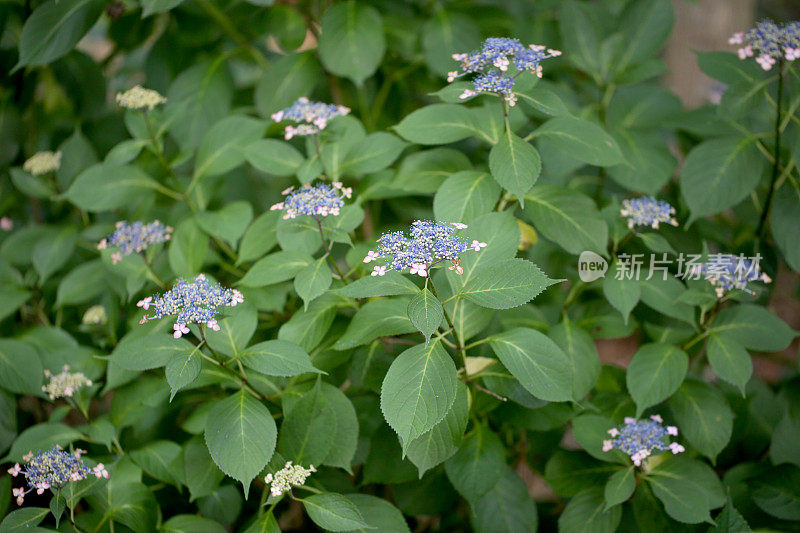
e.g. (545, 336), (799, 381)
(1, 0), (800, 531)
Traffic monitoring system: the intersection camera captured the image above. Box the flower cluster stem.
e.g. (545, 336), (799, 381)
(757, 59), (785, 239)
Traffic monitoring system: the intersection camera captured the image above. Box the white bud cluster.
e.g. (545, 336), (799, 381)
(23, 151), (61, 175)
(116, 85), (167, 111)
(263, 461), (316, 497)
(82, 305), (107, 325)
(42, 365), (92, 400)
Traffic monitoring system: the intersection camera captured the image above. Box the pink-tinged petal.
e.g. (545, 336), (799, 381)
(624, 417), (636, 424)
(607, 428), (619, 437)
(666, 426), (678, 436)
(650, 414), (663, 423)
(602, 440), (613, 452)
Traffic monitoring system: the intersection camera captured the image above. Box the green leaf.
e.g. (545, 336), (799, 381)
(559, 0), (601, 75)
(303, 493), (372, 531)
(0, 339), (42, 396)
(381, 341), (458, 450)
(111, 334), (195, 371)
(559, 487), (622, 533)
(0, 507), (49, 531)
(10, 168), (54, 198)
(237, 211), (280, 265)
(709, 304), (795, 352)
(14, 0), (103, 70)
(433, 171), (500, 224)
(607, 130), (676, 194)
(461, 258), (561, 310)
(550, 319), (601, 399)
(345, 494), (410, 533)
(3, 423), (83, 463)
(165, 347), (202, 401)
(184, 436), (224, 501)
(545, 451), (620, 497)
(277, 380), (334, 465)
(668, 380), (733, 463)
(238, 250), (313, 287)
(406, 381), (468, 477)
(752, 468), (800, 521)
(472, 467), (539, 533)
(770, 408), (800, 468)
(242, 513), (280, 533)
(772, 184), (800, 272)
(392, 148), (472, 194)
(294, 257), (332, 310)
(710, 496), (751, 532)
(612, 0), (673, 73)
(56, 259), (106, 307)
(602, 262), (640, 323)
(204, 391), (277, 492)
(626, 343), (688, 416)
(340, 132), (407, 176)
(167, 219), (209, 278)
(141, 0), (185, 17)
(255, 52), (320, 117)
(696, 51), (763, 85)
(571, 414), (626, 463)
(278, 294), (339, 352)
(236, 339), (321, 377)
(334, 298), (416, 350)
(87, 480), (157, 532)
(195, 201), (253, 248)
(444, 423), (506, 503)
(604, 467), (636, 510)
(421, 9), (479, 75)
(130, 440), (182, 486)
(318, 1), (385, 85)
(681, 137), (765, 224)
(523, 185), (608, 255)
(407, 288), (444, 344)
(161, 514), (226, 533)
(32, 227), (76, 283)
(707, 332), (752, 395)
(516, 85), (571, 117)
(488, 327), (573, 402)
(244, 139), (304, 177)
(318, 383), (358, 471)
(394, 104), (482, 145)
(531, 116), (623, 167)
(638, 274), (694, 325)
(488, 130), (541, 203)
(648, 457), (725, 524)
(193, 116), (265, 182)
(337, 271), (419, 298)
(65, 163), (157, 212)
(205, 302), (258, 357)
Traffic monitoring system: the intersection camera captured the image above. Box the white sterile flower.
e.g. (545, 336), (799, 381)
(23, 151), (61, 175)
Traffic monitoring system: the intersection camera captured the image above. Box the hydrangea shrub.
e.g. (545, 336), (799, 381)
(1, 0), (799, 531)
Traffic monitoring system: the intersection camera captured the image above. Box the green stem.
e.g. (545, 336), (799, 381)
(314, 216), (349, 284)
(141, 252), (166, 288)
(427, 275), (465, 365)
(757, 60), (785, 239)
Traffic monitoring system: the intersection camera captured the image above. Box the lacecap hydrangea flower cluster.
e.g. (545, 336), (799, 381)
(447, 37), (561, 106)
(620, 197), (679, 229)
(7, 447), (108, 506)
(271, 97), (350, 140)
(116, 85), (167, 110)
(23, 151), (61, 175)
(42, 365), (92, 400)
(137, 274), (244, 338)
(602, 415), (684, 467)
(97, 220), (173, 264)
(364, 221), (486, 277)
(264, 461), (316, 498)
(687, 253), (772, 298)
(270, 182), (351, 220)
(730, 20), (800, 69)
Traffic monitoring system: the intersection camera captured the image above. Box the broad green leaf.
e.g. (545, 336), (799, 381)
(531, 116), (623, 167)
(0, 285), (30, 323)
(392, 148), (472, 194)
(318, 1), (385, 85)
(444, 423), (506, 503)
(707, 332), (752, 395)
(236, 339), (321, 377)
(394, 104), (484, 145)
(337, 271), (419, 298)
(278, 380), (335, 465)
(165, 347), (202, 400)
(612, 0), (673, 73)
(461, 258), (561, 310)
(523, 185), (608, 255)
(278, 293), (339, 352)
(10, 168), (53, 198)
(421, 10), (479, 75)
(649, 457), (725, 524)
(638, 274), (694, 325)
(184, 436), (224, 501)
(243, 513), (280, 533)
(244, 139), (304, 177)
(406, 381), (468, 477)
(488, 327), (573, 402)
(87, 480), (157, 532)
(161, 514), (226, 533)
(770, 408), (800, 468)
(238, 250), (313, 287)
(772, 185), (800, 272)
(205, 302), (258, 357)
(545, 451), (621, 497)
(550, 319), (601, 399)
(195, 201), (254, 248)
(516, 85), (571, 117)
(380, 341), (458, 450)
(193, 116), (265, 182)
(0, 507), (50, 531)
(668, 380), (733, 463)
(696, 51), (763, 85)
(56, 259), (106, 307)
(14, 0), (103, 70)
(255, 52), (320, 118)
(709, 304), (795, 352)
(65, 163), (157, 212)
(318, 383), (358, 471)
(559, 0), (601, 75)
(710, 497), (751, 532)
(168, 219), (209, 278)
(32, 226), (76, 282)
(607, 130), (676, 194)
(130, 440), (182, 486)
(604, 467), (635, 510)
(3, 423), (83, 463)
(488, 130), (541, 203)
(559, 487), (621, 533)
(141, 0), (184, 17)
(334, 298), (416, 350)
(606, 85), (683, 131)
(303, 493), (371, 531)
(571, 414), (627, 464)
(407, 288), (443, 343)
(340, 132), (407, 175)
(472, 468), (539, 533)
(111, 334), (195, 371)
(237, 211), (280, 265)
(433, 171), (500, 224)
(346, 494), (410, 533)
(752, 468), (800, 520)
(204, 391), (277, 492)
(602, 262), (640, 323)
(294, 257), (332, 310)
(0, 339), (43, 396)
(681, 137), (765, 224)
(626, 343), (688, 416)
